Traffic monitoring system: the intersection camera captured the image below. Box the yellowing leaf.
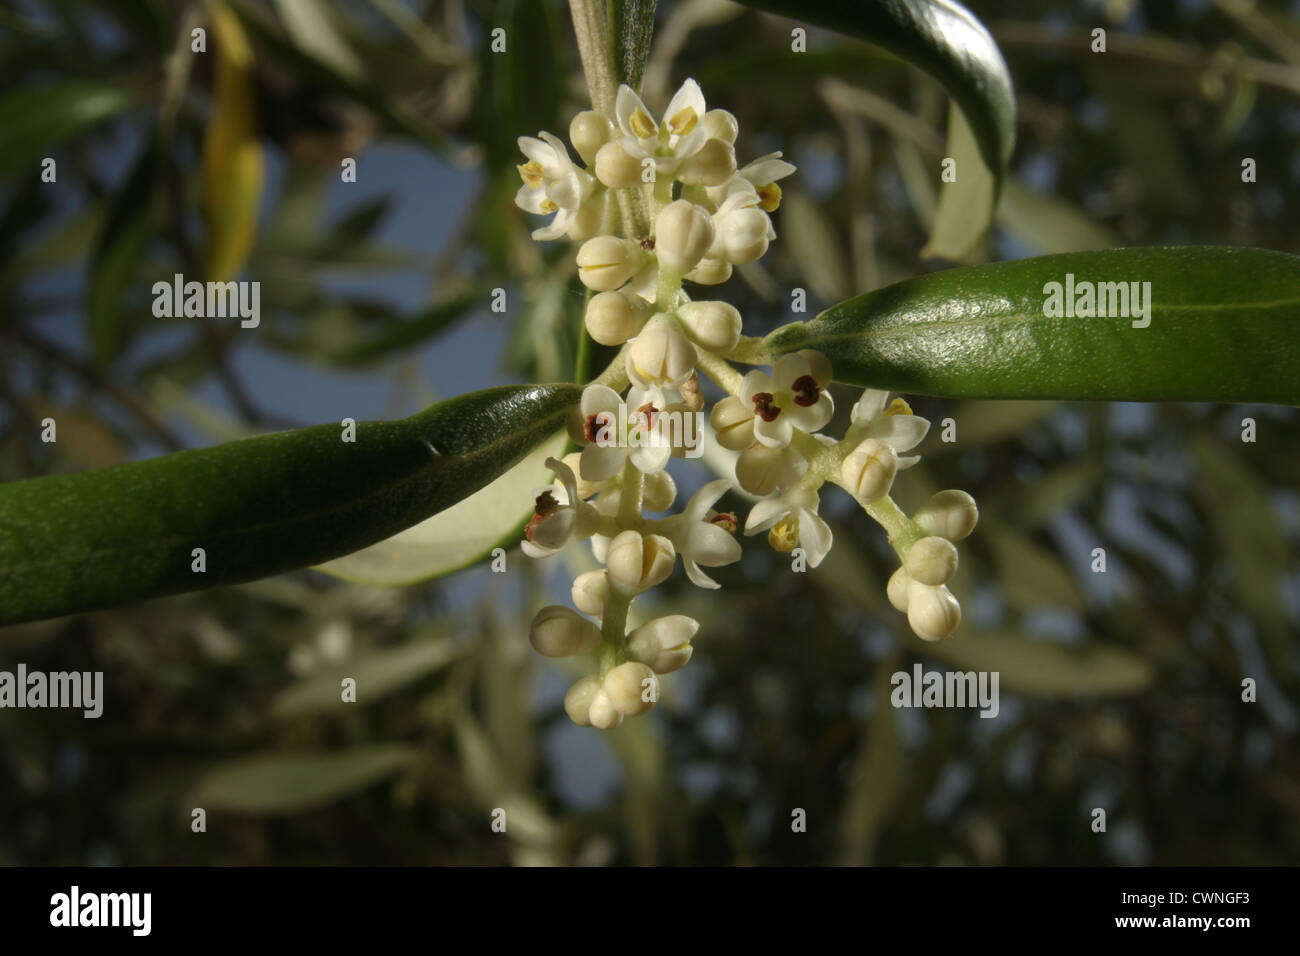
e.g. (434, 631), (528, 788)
(202, 4), (264, 280)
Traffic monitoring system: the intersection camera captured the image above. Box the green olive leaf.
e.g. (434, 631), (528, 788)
(0, 384), (580, 626)
(733, 0), (1016, 176)
(768, 247), (1300, 405)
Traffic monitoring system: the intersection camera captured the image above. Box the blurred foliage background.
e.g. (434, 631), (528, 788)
(1, 0), (1299, 865)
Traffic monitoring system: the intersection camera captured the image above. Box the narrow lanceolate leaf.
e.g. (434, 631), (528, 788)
(922, 101), (995, 262)
(734, 0), (1016, 175)
(907, 632), (1153, 697)
(767, 247), (1300, 405)
(609, 0), (659, 90)
(202, 3), (265, 280)
(0, 81), (137, 176)
(191, 745), (415, 815)
(0, 384), (580, 626)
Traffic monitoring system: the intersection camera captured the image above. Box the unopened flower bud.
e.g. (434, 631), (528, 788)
(736, 444), (785, 497)
(603, 661), (657, 715)
(905, 535), (958, 586)
(587, 689), (623, 729)
(627, 320), (697, 387)
(642, 470), (677, 511)
(914, 489), (979, 542)
(710, 396), (755, 450)
(594, 140), (643, 189)
(887, 566), (912, 613)
(571, 570), (609, 617)
(564, 676), (603, 726)
(718, 207), (771, 264)
(841, 438), (898, 502)
(605, 530), (676, 594)
(627, 615), (698, 673)
(655, 200), (715, 275)
(529, 605), (602, 657)
(577, 236), (642, 291)
(702, 108), (738, 143)
(569, 110), (612, 165)
(678, 138), (737, 186)
(585, 289), (650, 345)
(684, 256), (732, 285)
(677, 300), (742, 353)
(907, 581), (961, 641)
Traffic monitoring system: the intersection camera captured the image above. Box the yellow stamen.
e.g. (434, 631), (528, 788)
(630, 108), (657, 139)
(769, 516), (799, 552)
(540, 198), (558, 213)
(757, 182), (782, 212)
(885, 397), (913, 416)
(517, 160), (544, 189)
(668, 106), (698, 136)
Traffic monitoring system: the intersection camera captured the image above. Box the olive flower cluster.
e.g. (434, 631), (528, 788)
(515, 79), (977, 730)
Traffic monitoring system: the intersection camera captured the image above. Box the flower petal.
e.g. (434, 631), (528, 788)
(799, 510), (833, 568)
(581, 442), (625, 482)
(744, 497), (789, 534)
(683, 557), (721, 589)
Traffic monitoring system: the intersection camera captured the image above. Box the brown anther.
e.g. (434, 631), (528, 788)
(635, 402), (660, 429)
(640, 236), (656, 251)
(752, 392), (781, 422)
(533, 490), (560, 517)
(791, 375), (820, 407)
(584, 412), (612, 444)
(709, 512), (739, 534)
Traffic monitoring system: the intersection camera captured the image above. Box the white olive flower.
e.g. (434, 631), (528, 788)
(707, 151), (797, 211)
(514, 132), (597, 241)
(913, 489), (979, 541)
(658, 478), (742, 589)
(845, 390), (929, 467)
(613, 79), (709, 179)
(840, 437), (899, 502)
(906, 580), (962, 641)
(528, 606), (602, 657)
(627, 615), (699, 673)
(708, 190), (774, 263)
(569, 110), (612, 165)
(736, 442), (810, 497)
(655, 200), (715, 275)
(521, 457), (600, 558)
(585, 289), (651, 346)
(677, 300), (742, 353)
(710, 395), (756, 450)
(605, 529), (676, 594)
(577, 235), (644, 291)
(740, 352), (835, 448)
(564, 676), (603, 727)
(744, 485), (833, 568)
(571, 570), (610, 617)
(578, 384), (673, 481)
(625, 318), (697, 390)
(603, 661), (656, 715)
(906, 536), (959, 586)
